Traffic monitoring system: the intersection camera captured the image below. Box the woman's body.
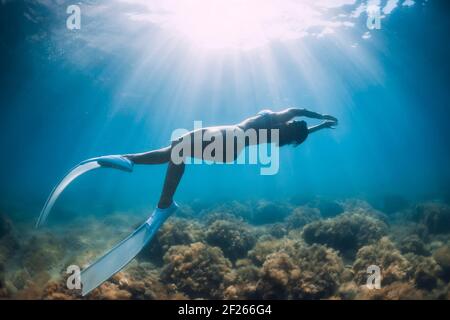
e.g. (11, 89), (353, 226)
(124, 108), (337, 209)
(46, 108), (335, 295)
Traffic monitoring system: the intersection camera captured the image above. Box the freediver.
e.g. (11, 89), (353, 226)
(38, 107), (338, 295)
(111, 107), (338, 209)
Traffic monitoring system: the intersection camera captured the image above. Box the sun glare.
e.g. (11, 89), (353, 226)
(130, 0), (346, 50)
(171, 0), (271, 49)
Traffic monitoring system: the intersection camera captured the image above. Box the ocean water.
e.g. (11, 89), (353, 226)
(0, 0), (449, 300)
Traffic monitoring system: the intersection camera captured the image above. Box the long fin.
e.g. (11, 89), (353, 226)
(80, 202), (178, 296)
(36, 155), (133, 228)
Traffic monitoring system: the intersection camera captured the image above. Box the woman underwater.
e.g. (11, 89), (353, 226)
(39, 107), (338, 295)
(104, 107), (338, 209)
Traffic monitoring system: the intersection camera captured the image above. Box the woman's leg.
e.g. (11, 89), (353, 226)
(158, 160), (185, 208)
(124, 144), (185, 209)
(124, 146), (171, 165)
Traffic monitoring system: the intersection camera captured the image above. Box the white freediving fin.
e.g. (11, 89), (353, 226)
(36, 155), (133, 228)
(80, 202), (179, 296)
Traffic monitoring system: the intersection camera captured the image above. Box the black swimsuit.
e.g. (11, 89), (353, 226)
(244, 109), (274, 130)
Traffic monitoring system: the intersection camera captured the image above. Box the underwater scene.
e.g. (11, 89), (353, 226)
(1, 0), (450, 300)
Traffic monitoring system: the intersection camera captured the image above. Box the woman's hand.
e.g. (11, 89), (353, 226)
(323, 120), (338, 129)
(308, 119), (338, 134)
(322, 114), (338, 122)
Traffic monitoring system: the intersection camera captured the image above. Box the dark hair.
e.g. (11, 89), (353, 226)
(276, 120), (309, 147)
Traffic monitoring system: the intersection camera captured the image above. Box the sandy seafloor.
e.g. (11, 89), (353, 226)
(1, 196), (450, 300)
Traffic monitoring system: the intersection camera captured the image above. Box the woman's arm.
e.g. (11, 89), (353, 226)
(308, 120), (337, 134)
(272, 108), (337, 123)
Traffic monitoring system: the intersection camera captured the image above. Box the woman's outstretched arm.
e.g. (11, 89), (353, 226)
(273, 107), (337, 123)
(308, 120), (337, 134)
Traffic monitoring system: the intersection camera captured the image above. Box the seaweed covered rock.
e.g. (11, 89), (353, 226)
(398, 235), (430, 256)
(353, 237), (410, 286)
(174, 204), (196, 219)
(94, 263), (186, 300)
(302, 213), (387, 257)
(205, 220), (256, 261)
(42, 262), (186, 300)
(144, 218), (203, 264)
(405, 254), (441, 290)
(250, 200), (291, 225)
(0, 214), (19, 262)
(341, 199), (389, 223)
(285, 206), (320, 230)
(248, 239), (300, 266)
(92, 282), (133, 300)
(355, 281), (425, 300)
(42, 280), (78, 300)
(255, 244), (344, 299)
(11, 269), (55, 299)
(313, 199), (344, 218)
(224, 259), (260, 299)
(436, 283), (450, 300)
(6, 196), (450, 301)
(414, 202), (450, 234)
(202, 201), (252, 223)
(256, 252), (299, 299)
(0, 262), (5, 291)
(433, 245), (450, 281)
(267, 223), (288, 238)
(43, 273), (131, 300)
(9, 269), (31, 293)
(337, 281), (359, 300)
(0, 214), (12, 238)
(291, 244), (344, 299)
(161, 242), (233, 299)
(21, 233), (66, 275)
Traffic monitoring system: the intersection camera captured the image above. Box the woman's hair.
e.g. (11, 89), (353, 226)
(275, 120), (309, 147)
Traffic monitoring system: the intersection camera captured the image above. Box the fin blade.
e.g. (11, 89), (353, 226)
(80, 205), (177, 296)
(80, 203), (178, 296)
(81, 222), (152, 296)
(36, 161), (101, 228)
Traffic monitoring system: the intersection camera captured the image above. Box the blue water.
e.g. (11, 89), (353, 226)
(0, 0), (449, 219)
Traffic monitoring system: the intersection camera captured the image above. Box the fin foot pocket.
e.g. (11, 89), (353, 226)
(82, 155), (134, 172)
